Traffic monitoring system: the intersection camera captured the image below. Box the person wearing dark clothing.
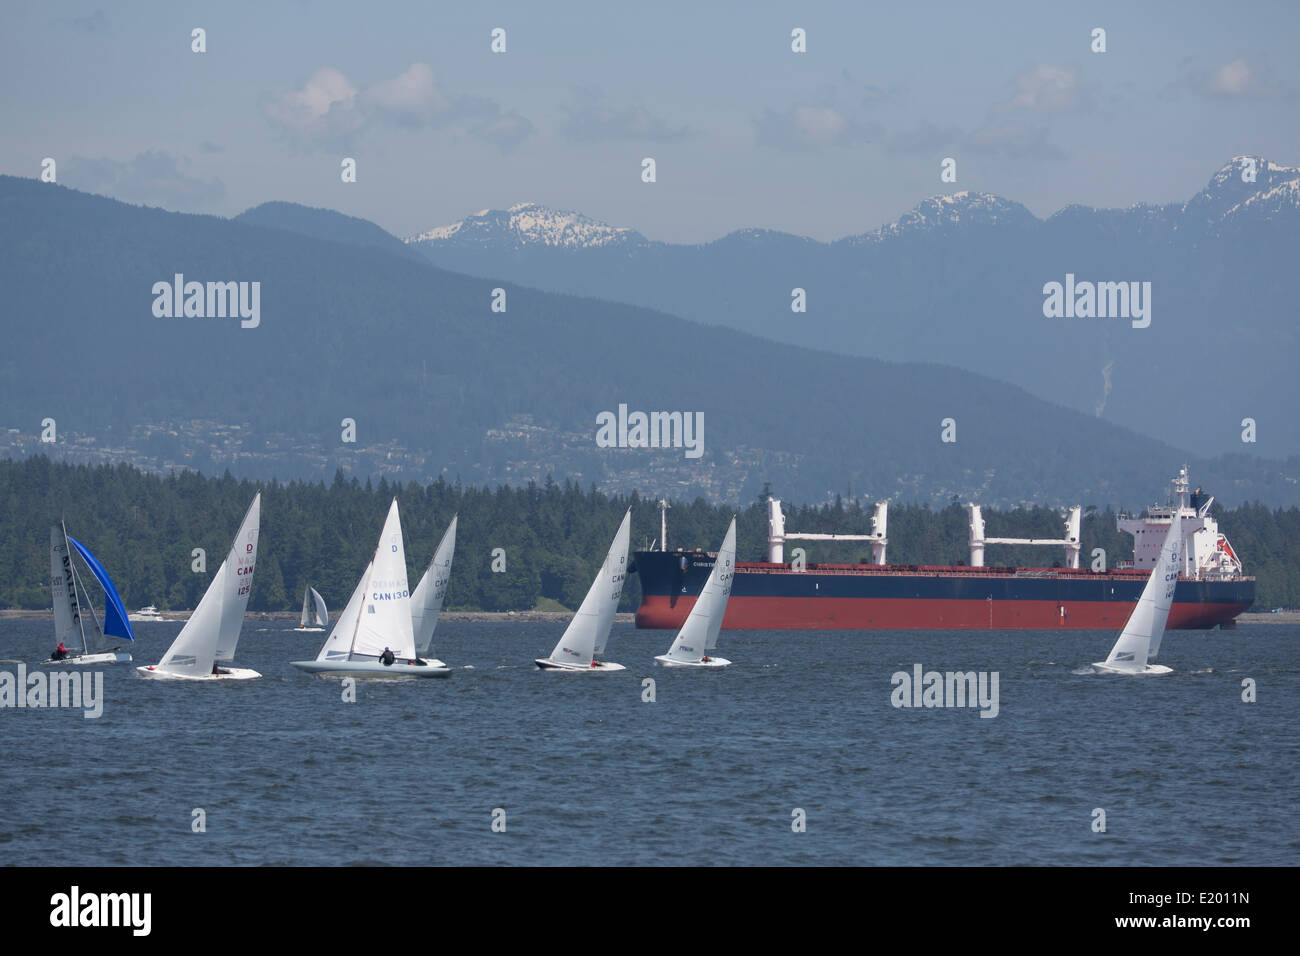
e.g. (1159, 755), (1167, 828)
(380, 647), (395, 666)
(51, 641), (68, 661)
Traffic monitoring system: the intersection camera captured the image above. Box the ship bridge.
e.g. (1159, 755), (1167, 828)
(1118, 466), (1244, 581)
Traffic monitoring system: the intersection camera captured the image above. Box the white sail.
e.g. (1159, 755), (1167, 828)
(158, 565), (227, 675)
(546, 509), (631, 666)
(300, 586), (328, 626)
(157, 493), (261, 675)
(310, 588), (329, 627)
(348, 499), (416, 660)
(50, 525), (85, 651)
(663, 518), (736, 663)
(315, 563), (370, 661)
(214, 495), (261, 661)
(411, 514), (457, 654)
(1100, 511), (1182, 672)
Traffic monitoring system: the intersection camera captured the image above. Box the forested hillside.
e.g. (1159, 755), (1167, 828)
(2, 458), (1294, 613)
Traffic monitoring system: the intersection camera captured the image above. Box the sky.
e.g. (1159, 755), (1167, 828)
(2, 0), (1297, 243)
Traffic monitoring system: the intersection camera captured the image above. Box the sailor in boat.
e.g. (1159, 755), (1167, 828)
(380, 647), (395, 666)
(51, 641), (69, 661)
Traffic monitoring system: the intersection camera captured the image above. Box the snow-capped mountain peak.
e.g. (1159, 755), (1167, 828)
(407, 202), (645, 249)
(1183, 155), (1300, 225)
(843, 191), (1037, 244)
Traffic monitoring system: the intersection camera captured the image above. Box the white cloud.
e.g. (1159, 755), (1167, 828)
(793, 106), (847, 144)
(1206, 58), (1280, 98)
(264, 63), (532, 151)
(755, 104), (879, 150)
(471, 109), (536, 152)
(1211, 59), (1253, 95)
(559, 88), (694, 142)
(1009, 64), (1079, 112)
(361, 63), (450, 125)
(263, 67), (363, 144)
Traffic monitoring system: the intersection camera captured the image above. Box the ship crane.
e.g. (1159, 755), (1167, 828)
(967, 504), (1082, 569)
(767, 498), (889, 565)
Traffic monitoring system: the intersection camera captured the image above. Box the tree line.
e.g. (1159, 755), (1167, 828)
(1, 457), (1295, 613)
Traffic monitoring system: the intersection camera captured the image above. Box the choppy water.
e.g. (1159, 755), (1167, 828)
(0, 620), (1296, 866)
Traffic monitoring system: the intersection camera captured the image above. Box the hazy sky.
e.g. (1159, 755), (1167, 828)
(2, 1), (1297, 243)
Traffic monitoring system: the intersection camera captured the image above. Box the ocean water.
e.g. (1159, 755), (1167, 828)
(0, 620), (1295, 866)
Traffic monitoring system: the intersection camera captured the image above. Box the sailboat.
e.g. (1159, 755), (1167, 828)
(1092, 498), (1183, 676)
(411, 514), (457, 668)
(655, 517), (736, 668)
(536, 509), (631, 671)
(137, 493), (262, 681)
(291, 499), (446, 678)
(294, 586), (329, 632)
(44, 522), (136, 665)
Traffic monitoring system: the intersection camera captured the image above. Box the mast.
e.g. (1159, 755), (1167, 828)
(659, 499), (669, 552)
(347, 563), (375, 661)
(62, 520), (89, 656)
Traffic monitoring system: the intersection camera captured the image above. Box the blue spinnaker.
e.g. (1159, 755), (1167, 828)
(67, 536), (136, 643)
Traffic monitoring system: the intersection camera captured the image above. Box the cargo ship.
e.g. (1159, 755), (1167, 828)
(633, 468), (1253, 630)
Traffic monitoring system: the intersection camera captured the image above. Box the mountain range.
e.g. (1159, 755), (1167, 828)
(1, 172), (1296, 509)
(407, 158), (1299, 460)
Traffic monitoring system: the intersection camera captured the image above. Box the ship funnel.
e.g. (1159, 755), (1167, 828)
(767, 498), (785, 563)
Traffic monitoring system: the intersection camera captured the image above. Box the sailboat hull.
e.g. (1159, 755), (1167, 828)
(290, 659), (451, 678)
(135, 665), (262, 681)
(654, 655), (731, 668)
(1090, 661), (1174, 676)
(42, 651), (132, 666)
(293, 626), (326, 633)
(535, 658), (626, 672)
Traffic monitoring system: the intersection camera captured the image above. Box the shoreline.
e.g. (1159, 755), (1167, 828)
(2, 609), (1295, 624)
(0, 609), (631, 623)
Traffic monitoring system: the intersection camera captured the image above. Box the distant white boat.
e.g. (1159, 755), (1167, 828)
(536, 509), (631, 672)
(137, 494), (262, 681)
(294, 586), (328, 632)
(410, 514), (457, 668)
(291, 499), (449, 678)
(655, 517), (736, 669)
(1093, 487), (1183, 676)
(45, 522), (136, 665)
(128, 605), (164, 622)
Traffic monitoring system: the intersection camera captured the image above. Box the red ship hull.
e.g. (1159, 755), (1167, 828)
(632, 552), (1254, 630)
(634, 593), (1249, 630)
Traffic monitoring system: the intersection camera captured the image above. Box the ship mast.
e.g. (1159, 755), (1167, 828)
(768, 498), (889, 565)
(968, 504), (1082, 568)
